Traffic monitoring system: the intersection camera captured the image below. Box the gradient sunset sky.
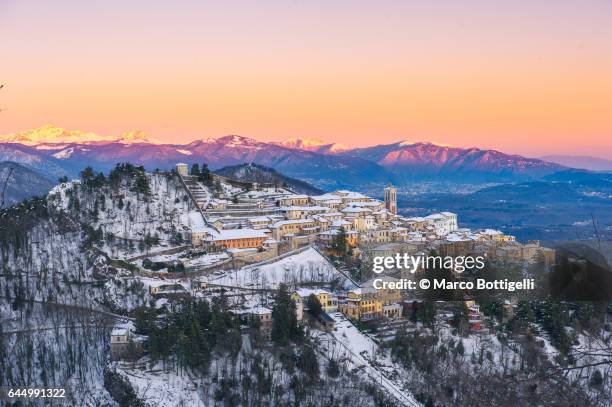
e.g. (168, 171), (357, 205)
(1, 1), (611, 158)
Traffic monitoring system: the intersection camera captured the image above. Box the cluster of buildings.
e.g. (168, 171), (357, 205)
(177, 162), (554, 271)
(179, 164), (458, 256)
(111, 164), (558, 359)
(234, 277), (406, 339)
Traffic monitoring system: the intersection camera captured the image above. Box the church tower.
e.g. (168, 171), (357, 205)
(384, 184), (397, 215)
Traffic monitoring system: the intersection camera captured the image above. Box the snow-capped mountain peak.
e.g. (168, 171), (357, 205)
(0, 125), (161, 146)
(277, 137), (349, 153)
(0, 125), (116, 146)
(116, 130), (161, 145)
(0, 125), (565, 185)
(398, 140), (416, 146)
(279, 137), (327, 149)
(215, 135), (261, 147)
(397, 140), (452, 148)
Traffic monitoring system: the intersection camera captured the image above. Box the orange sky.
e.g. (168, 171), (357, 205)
(0, 1), (611, 157)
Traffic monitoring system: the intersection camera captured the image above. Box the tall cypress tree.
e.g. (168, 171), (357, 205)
(272, 284), (302, 345)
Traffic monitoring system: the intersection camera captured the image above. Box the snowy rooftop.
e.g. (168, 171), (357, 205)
(233, 306), (272, 315)
(345, 201), (381, 207)
(272, 218), (316, 227)
(248, 216), (272, 222)
(341, 207), (372, 213)
(278, 194), (309, 200)
(111, 328), (128, 336)
(405, 217), (427, 222)
(479, 229), (503, 235)
(207, 228), (268, 240)
(280, 205), (329, 211)
(333, 190), (368, 199)
(310, 193), (342, 201)
(294, 288), (332, 297)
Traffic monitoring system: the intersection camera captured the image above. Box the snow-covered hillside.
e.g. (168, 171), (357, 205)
(202, 247), (356, 290)
(0, 167), (208, 310)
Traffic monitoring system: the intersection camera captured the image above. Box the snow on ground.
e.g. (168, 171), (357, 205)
(138, 276), (189, 289)
(104, 277), (149, 312)
(202, 247), (354, 289)
(329, 312), (379, 358)
(220, 181), (245, 197)
(115, 360), (206, 406)
(182, 252), (229, 268)
(146, 253), (184, 263)
(0, 303), (116, 406)
(49, 173), (196, 246)
(569, 330), (612, 396)
(180, 211), (211, 233)
(134, 251), (229, 270)
(239, 187), (293, 200)
(312, 312), (420, 406)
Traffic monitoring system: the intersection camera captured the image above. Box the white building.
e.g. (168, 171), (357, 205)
(111, 328), (130, 344)
(176, 163), (189, 176)
(425, 212), (458, 236)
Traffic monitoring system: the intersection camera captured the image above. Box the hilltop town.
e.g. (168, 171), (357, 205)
(96, 162), (570, 405)
(123, 162), (555, 318)
(1, 161), (607, 406)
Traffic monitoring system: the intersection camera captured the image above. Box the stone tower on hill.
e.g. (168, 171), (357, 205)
(384, 184), (397, 215)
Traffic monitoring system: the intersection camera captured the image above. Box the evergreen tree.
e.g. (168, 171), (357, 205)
(271, 284), (302, 345)
(134, 171), (150, 196)
(80, 166), (96, 189)
(453, 301), (471, 336)
(420, 300), (437, 326)
(199, 162), (212, 184)
(190, 163), (200, 176)
(326, 359), (340, 378)
(589, 369), (603, 387)
(297, 346), (319, 383)
(455, 340), (465, 356)
(134, 307), (156, 334)
(306, 294), (323, 318)
(332, 227), (348, 256)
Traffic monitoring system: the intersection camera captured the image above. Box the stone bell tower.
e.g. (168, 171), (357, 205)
(384, 184), (397, 215)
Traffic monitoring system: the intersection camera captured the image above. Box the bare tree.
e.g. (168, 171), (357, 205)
(0, 165), (15, 209)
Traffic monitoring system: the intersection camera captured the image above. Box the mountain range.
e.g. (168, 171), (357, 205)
(0, 161), (54, 207)
(0, 124), (578, 189)
(540, 155), (612, 172)
(341, 140), (564, 183)
(398, 169), (612, 241)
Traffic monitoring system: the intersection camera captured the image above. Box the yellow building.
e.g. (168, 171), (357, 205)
(339, 288), (383, 321)
(204, 228), (268, 250)
(291, 288), (338, 313)
(282, 206), (329, 220)
(360, 276), (402, 304)
(277, 195), (310, 206)
(271, 219), (318, 240)
(175, 163), (189, 176)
